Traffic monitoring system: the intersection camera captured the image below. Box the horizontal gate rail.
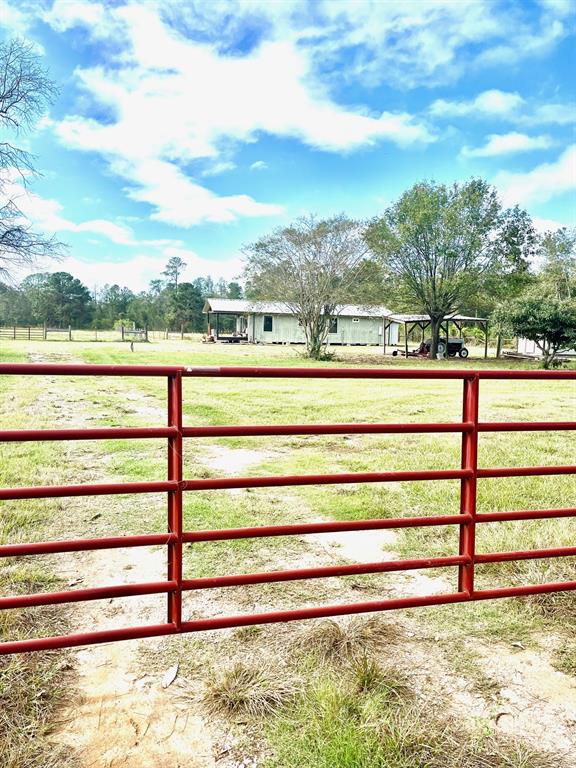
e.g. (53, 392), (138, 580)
(0, 362), (574, 655)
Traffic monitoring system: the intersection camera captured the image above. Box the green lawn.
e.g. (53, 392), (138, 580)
(1, 339), (575, 767)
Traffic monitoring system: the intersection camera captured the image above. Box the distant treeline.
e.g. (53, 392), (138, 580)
(0, 270), (243, 331)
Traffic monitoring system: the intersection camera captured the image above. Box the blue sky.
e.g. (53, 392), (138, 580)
(1, 0), (575, 291)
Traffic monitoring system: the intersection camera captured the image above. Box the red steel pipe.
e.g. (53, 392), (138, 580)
(181, 365), (475, 379)
(477, 370), (576, 380)
(183, 422), (474, 438)
(0, 427), (176, 442)
(182, 555), (469, 590)
(0, 363), (574, 656)
(0, 533), (175, 558)
(0, 480), (177, 500)
(472, 580), (576, 599)
(458, 376), (479, 593)
(0, 622), (177, 655)
(180, 591), (471, 632)
(476, 508), (576, 523)
(1, 363), (574, 380)
(0, 580), (176, 610)
(476, 546), (576, 564)
(183, 514), (473, 543)
(0, 363), (182, 376)
(478, 421), (576, 432)
(477, 465), (575, 478)
(183, 468), (471, 492)
(167, 373), (183, 628)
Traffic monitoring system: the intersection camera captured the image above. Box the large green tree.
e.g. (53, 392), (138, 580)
(365, 180), (535, 357)
(20, 271), (92, 327)
(165, 281), (204, 331)
(244, 214), (369, 359)
(92, 284), (135, 328)
(496, 292), (576, 369)
(539, 228), (575, 300)
(162, 256), (186, 290)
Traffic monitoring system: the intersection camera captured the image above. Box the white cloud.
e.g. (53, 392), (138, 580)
(250, 161), (268, 171)
(0, 0), (38, 36)
(430, 89), (575, 129)
(201, 161), (237, 177)
(47, 3), (434, 228)
(120, 159), (283, 226)
(462, 132), (553, 158)
(527, 103), (575, 126)
(7, 182), (181, 247)
(494, 145), (576, 206)
(42, 0), (119, 37)
(477, 19), (565, 66)
(532, 216), (571, 234)
(430, 90), (524, 118)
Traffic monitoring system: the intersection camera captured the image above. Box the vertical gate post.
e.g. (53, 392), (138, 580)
(167, 372), (183, 627)
(458, 375), (479, 594)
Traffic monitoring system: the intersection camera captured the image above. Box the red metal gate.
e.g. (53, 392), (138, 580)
(0, 363), (574, 654)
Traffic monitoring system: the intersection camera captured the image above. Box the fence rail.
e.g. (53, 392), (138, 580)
(0, 363), (574, 654)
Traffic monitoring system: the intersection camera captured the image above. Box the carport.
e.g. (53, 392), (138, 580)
(384, 314), (489, 358)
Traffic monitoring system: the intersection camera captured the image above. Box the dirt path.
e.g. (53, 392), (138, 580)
(24, 369), (216, 767)
(52, 546), (215, 768)
(20, 363), (575, 765)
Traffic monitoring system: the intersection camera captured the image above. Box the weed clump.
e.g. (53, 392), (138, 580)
(294, 616), (396, 664)
(203, 661), (297, 717)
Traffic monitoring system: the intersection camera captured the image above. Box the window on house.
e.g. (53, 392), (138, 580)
(263, 315), (273, 332)
(329, 317), (338, 333)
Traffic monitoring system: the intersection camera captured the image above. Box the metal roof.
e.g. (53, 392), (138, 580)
(389, 313), (487, 323)
(204, 298), (395, 318)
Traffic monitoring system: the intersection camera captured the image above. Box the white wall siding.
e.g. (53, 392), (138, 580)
(252, 314), (399, 345)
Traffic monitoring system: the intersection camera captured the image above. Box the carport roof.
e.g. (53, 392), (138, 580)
(389, 313), (487, 323)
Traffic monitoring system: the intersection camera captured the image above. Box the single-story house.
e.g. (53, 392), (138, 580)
(202, 298), (400, 346)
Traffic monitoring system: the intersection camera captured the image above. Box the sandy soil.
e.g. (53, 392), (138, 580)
(19, 369), (574, 766)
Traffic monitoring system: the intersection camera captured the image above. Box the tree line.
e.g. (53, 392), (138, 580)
(0, 260), (243, 331)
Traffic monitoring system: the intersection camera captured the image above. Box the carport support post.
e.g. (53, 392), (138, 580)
(167, 372), (183, 628)
(484, 321), (489, 359)
(458, 375), (479, 595)
(382, 317), (387, 355)
(404, 321), (409, 358)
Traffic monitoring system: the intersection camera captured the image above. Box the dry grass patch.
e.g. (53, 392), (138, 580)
(203, 661), (298, 717)
(294, 615), (397, 664)
(0, 568), (77, 768)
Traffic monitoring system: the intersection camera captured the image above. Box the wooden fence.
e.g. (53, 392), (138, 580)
(0, 326), (202, 343)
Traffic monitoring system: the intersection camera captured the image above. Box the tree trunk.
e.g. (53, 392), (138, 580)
(429, 316), (443, 359)
(307, 319), (328, 359)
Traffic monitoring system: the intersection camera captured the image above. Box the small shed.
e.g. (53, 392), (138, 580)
(386, 313), (489, 358)
(203, 298), (400, 346)
(516, 337), (576, 359)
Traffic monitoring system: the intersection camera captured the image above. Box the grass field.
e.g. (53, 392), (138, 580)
(1, 339), (575, 767)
